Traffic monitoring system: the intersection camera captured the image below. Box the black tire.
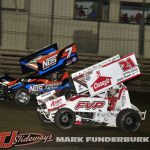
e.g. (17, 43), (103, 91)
(65, 90), (76, 99)
(54, 108), (75, 129)
(37, 111), (52, 124)
(116, 108), (141, 132)
(14, 88), (31, 106)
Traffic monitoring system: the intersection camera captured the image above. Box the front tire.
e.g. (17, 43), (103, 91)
(116, 108), (141, 132)
(14, 88), (31, 106)
(54, 108), (75, 129)
(37, 111), (52, 124)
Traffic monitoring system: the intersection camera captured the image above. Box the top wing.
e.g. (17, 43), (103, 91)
(71, 54), (120, 94)
(20, 43), (78, 75)
(85, 53), (141, 96)
(36, 43), (78, 75)
(20, 43), (58, 74)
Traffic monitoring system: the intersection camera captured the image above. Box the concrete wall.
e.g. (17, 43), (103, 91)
(54, 0), (74, 17)
(27, 0), (53, 49)
(2, 0), (25, 9)
(0, 0), (28, 50)
(0, 11), (28, 50)
(0, 0), (150, 58)
(52, 18), (98, 53)
(98, 22), (139, 56)
(144, 26), (150, 58)
(108, 0), (150, 58)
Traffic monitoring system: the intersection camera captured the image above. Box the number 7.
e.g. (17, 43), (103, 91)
(65, 47), (72, 58)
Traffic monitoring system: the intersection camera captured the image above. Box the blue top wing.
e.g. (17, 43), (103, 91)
(37, 43), (78, 75)
(20, 43), (58, 74)
(20, 43), (78, 75)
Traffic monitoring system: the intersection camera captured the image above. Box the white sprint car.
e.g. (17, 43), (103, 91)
(36, 53), (146, 132)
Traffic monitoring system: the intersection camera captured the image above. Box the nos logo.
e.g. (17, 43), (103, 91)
(42, 55), (57, 70)
(74, 101), (105, 110)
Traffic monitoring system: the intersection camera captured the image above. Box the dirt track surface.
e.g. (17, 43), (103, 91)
(0, 91), (150, 150)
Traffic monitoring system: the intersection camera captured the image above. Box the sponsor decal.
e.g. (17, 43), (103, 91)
(0, 131), (53, 149)
(85, 76), (90, 81)
(29, 84), (44, 91)
(42, 54), (57, 70)
(66, 59), (73, 66)
(45, 83), (61, 90)
(91, 76), (112, 92)
(72, 57), (77, 62)
(78, 85), (83, 91)
(47, 96), (66, 111)
(50, 98), (63, 108)
(40, 91), (54, 97)
(74, 101), (105, 110)
(29, 83), (61, 92)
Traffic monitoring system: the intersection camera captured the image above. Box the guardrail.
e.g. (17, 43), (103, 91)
(0, 49), (150, 92)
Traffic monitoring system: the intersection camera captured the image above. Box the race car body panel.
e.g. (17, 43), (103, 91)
(0, 71), (70, 94)
(24, 72), (70, 93)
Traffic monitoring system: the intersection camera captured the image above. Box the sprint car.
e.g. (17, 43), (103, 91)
(36, 53), (146, 132)
(0, 43), (78, 105)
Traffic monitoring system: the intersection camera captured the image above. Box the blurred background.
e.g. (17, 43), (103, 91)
(0, 0), (150, 91)
(0, 0), (150, 57)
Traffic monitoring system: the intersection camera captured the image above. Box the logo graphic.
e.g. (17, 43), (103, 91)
(0, 131), (53, 149)
(79, 85), (83, 91)
(0, 131), (18, 149)
(75, 101), (105, 110)
(91, 76), (112, 92)
(29, 83), (61, 92)
(47, 96), (66, 111)
(42, 54), (57, 70)
(50, 98), (63, 108)
(29, 84), (44, 91)
(72, 57), (77, 62)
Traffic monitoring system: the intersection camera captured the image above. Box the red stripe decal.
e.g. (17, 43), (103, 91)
(48, 104), (66, 111)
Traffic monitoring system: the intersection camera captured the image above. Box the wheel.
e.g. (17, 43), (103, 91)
(37, 111), (52, 124)
(116, 108), (141, 132)
(14, 88), (31, 106)
(54, 108), (75, 129)
(65, 90), (76, 99)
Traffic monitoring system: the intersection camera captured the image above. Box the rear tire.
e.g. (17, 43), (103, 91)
(14, 88), (31, 106)
(116, 108), (141, 132)
(54, 108), (75, 129)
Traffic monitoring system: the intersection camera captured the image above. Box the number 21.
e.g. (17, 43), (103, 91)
(119, 58), (136, 71)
